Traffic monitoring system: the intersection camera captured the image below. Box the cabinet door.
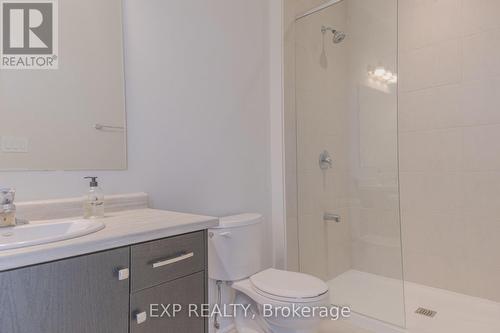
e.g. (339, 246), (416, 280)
(130, 271), (205, 333)
(0, 248), (130, 333)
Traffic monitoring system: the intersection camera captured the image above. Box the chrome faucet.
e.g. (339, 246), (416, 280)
(324, 212), (341, 223)
(0, 188), (17, 227)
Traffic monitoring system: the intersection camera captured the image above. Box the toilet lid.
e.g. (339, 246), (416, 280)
(250, 268), (328, 300)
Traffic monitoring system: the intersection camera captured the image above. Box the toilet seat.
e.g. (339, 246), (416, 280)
(232, 269), (329, 333)
(231, 273), (330, 333)
(249, 269), (328, 303)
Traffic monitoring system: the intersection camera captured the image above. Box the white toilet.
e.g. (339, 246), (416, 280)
(208, 214), (329, 333)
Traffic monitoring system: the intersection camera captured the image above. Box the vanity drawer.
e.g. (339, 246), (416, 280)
(130, 271), (205, 333)
(131, 231), (206, 292)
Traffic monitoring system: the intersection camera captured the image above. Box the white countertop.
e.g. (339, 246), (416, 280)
(0, 208), (218, 272)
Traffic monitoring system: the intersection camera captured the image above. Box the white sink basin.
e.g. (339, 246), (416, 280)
(0, 219), (105, 251)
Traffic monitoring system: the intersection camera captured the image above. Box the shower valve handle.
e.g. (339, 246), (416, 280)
(319, 150), (333, 170)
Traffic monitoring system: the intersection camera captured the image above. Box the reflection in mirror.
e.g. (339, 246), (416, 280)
(0, 0), (126, 170)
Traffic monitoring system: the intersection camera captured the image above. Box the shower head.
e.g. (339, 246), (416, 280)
(321, 26), (346, 44)
(332, 30), (346, 43)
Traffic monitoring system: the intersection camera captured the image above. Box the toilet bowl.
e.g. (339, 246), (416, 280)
(208, 214), (329, 333)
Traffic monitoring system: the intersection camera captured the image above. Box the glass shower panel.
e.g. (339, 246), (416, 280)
(295, 0), (404, 327)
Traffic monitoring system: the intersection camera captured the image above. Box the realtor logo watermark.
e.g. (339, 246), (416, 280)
(150, 303), (352, 321)
(1, 0), (58, 69)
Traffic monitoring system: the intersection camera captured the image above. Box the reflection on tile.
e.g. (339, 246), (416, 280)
(399, 129), (463, 172)
(399, 85), (461, 131)
(462, 0), (500, 35)
(399, 172), (461, 214)
(463, 29), (500, 81)
(399, 39), (460, 92)
(463, 126), (500, 171)
(399, 0), (460, 51)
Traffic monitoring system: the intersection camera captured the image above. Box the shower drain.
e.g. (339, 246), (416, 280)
(415, 307), (437, 318)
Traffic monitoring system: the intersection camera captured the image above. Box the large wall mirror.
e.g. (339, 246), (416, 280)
(0, 0), (126, 170)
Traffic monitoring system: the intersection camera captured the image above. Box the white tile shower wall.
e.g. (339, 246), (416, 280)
(289, 0), (402, 283)
(399, 0), (500, 302)
(284, 0), (350, 273)
(346, 0), (401, 280)
(294, 0), (352, 281)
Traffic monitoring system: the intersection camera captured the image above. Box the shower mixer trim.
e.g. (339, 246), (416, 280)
(319, 150), (333, 170)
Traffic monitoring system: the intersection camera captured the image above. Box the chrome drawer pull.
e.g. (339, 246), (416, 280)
(136, 311), (147, 324)
(152, 252), (194, 268)
(117, 268), (130, 281)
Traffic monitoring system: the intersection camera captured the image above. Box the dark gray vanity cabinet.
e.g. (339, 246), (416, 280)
(130, 231), (207, 333)
(0, 247), (130, 333)
(0, 230), (208, 333)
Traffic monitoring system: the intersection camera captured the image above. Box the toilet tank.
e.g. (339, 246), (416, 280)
(208, 213), (264, 281)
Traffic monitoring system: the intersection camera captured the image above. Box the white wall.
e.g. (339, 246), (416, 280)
(0, 0), (271, 222)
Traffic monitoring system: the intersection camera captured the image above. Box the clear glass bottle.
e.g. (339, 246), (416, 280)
(83, 177), (104, 219)
(0, 188), (16, 227)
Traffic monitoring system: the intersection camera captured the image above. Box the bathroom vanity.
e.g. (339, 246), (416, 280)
(0, 206), (218, 333)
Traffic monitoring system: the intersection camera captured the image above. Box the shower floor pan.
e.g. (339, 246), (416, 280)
(320, 270), (500, 333)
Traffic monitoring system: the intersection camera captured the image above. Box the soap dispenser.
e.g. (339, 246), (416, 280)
(83, 177), (104, 219)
